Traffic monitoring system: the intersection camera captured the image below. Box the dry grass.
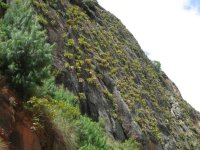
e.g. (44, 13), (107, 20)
(0, 137), (7, 150)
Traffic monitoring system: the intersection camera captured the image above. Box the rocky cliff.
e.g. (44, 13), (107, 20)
(0, 0), (200, 149)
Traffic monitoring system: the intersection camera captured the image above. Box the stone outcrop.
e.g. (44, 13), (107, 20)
(32, 0), (200, 149)
(0, 0), (199, 149)
(0, 77), (40, 150)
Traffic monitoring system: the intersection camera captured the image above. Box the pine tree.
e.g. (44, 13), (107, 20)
(0, 0), (54, 97)
(0, 0), (7, 9)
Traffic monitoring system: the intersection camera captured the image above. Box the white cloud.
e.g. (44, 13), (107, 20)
(98, 0), (200, 111)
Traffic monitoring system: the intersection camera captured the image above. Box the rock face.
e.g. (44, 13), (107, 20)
(0, 77), (41, 150)
(0, 0), (199, 149)
(0, 77), (68, 150)
(32, 0), (200, 149)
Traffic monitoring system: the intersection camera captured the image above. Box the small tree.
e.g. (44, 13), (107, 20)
(0, 0), (54, 97)
(152, 60), (161, 72)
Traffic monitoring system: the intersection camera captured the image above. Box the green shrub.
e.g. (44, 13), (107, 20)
(106, 138), (139, 150)
(0, 0), (54, 96)
(25, 97), (80, 121)
(66, 39), (75, 47)
(36, 77), (76, 105)
(78, 116), (111, 150)
(152, 60), (161, 72)
(24, 96), (80, 150)
(121, 139), (139, 150)
(25, 85), (138, 150)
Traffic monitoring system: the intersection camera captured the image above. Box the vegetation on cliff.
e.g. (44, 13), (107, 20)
(0, 0), (199, 149)
(0, 0), (138, 149)
(31, 0), (199, 149)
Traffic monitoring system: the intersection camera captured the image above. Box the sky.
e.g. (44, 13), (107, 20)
(186, 0), (200, 11)
(97, 0), (200, 111)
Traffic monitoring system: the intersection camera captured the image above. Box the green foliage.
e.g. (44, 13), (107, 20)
(0, 0), (8, 9)
(79, 144), (97, 150)
(36, 77), (76, 105)
(32, 1), (49, 8)
(66, 39), (75, 47)
(37, 15), (48, 25)
(82, 0), (97, 8)
(25, 94), (139, 150)
(102, 89), (114, 103)
(120, 139), (139, 150)
(0, 0), (54, 95)
(86, 77), (96, 85)
(24, 85), (114, 150)
(25, 97), (80, 121)
(26, 1), (200, 149)
(78, 37), (89, 47)
(78, 116), (111, 150)
(78, 92), (87, 101)
(64, 52), (74, 59)
(106, 138), (139, 150)
(24, 96), (80, 149)
(152, 60), (161, 72)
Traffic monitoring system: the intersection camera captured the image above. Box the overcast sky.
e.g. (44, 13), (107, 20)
(97, 0), (200, 111)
